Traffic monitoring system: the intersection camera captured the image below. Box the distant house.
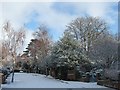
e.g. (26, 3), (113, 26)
(15, 54), (30, 70)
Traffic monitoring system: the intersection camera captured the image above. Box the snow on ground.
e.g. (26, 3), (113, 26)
(1, 73), (107, 88)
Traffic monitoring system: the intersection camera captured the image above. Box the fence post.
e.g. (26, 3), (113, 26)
(0, 73), (4, 89)
(118, 73), (120, 89)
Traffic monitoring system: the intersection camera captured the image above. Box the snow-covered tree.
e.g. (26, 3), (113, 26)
(49, 31), (92, 72)
(25, 25), (52, 73)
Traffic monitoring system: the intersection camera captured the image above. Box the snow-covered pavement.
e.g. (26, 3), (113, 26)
(1, 73), (109, 88)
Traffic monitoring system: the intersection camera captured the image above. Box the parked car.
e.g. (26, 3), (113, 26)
(0, 67), (11, 84)
(0, 67), (11, 77)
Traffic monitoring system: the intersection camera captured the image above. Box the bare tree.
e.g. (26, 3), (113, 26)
(90, 32), (118, 68)
(66, 17), (108, 54)
(2, 21), (26, 82)
(33, 26), (52, 61)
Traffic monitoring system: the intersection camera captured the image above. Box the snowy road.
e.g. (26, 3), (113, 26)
(1, 73), (112, 88)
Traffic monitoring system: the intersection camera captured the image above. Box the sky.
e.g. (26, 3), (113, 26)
(0, 0), (119, 53)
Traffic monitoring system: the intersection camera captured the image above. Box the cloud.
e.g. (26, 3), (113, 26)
(0, 1), (118, 53)
(51, 2), (118, 33)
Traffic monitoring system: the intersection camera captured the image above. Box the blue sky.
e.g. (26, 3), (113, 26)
(1, 1), (118, 51)
(23, 2), (118, 41)
(24, 12), (40, 30)
(52, 2), (78, 15)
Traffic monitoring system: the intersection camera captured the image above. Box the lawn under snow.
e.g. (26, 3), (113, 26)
(2, 73), (107, 88)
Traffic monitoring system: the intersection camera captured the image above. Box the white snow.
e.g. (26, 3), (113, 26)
(1, 73), (107, 88)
